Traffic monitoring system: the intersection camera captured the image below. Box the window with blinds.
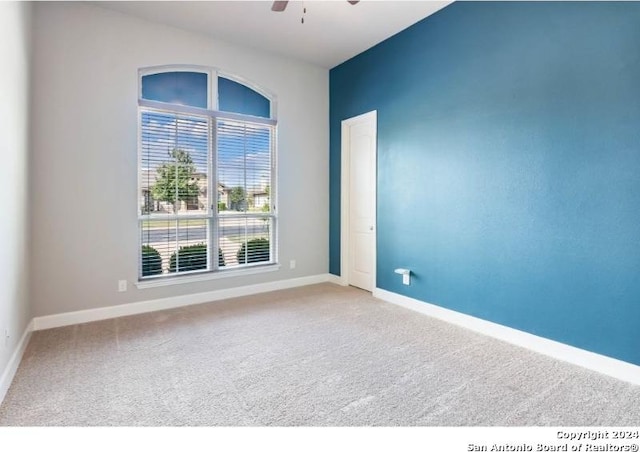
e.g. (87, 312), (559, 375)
(138, 68), (276, 280)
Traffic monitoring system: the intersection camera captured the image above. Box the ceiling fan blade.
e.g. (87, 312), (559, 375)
(347, 1), (360, 4)
(271, 1), (288, 12)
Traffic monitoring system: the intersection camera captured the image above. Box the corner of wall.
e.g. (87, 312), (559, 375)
(0, 0), (34, 407)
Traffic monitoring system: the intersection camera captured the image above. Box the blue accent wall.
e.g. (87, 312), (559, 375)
(329, 1), (640, 366)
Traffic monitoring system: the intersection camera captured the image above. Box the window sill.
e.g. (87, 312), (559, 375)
(135, 264), (281, 289)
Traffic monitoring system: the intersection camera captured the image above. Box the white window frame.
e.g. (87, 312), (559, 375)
(136, 65), (278, 286)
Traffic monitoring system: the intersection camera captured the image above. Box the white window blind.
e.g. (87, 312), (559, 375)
(139, 109), (212, 277)
(217, 120), (275, 268)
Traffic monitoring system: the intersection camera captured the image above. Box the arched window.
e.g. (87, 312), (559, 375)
(138, 66), (277, 280)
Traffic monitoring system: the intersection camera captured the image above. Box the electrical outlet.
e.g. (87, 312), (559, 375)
(289, 259), (296, 269)
(118, 280), (127, 292)
(4, 329), (9, 347)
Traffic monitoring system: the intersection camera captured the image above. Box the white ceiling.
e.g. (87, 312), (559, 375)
(96, 1), (451, 68)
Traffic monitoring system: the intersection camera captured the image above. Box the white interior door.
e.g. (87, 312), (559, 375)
(342, 111), (376, 291)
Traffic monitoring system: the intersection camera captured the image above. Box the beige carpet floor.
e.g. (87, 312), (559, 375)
(1, 283), (639, 426)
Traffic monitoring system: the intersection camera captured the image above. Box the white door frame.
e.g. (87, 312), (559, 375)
(340, 110), (377, 289)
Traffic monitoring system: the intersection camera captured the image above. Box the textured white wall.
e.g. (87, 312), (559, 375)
(0, 2), (32, 379)
(30, 2), (329, 316)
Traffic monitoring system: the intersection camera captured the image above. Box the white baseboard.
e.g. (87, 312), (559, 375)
(326, 273), (347, 286)
(373, 288), (640, 386)
(0, 319), (34, 407)
(33, 273), (337, 331)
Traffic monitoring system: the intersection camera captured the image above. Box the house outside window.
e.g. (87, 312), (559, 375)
(138, 66), (277, 280)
